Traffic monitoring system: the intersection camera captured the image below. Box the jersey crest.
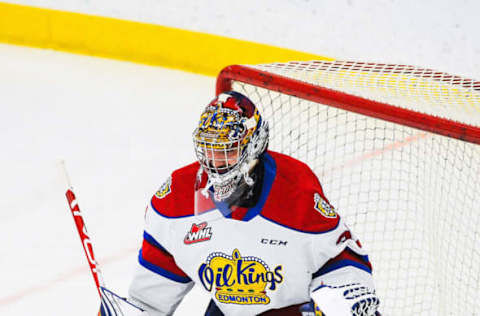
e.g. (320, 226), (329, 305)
(198, 249), (283, 305)
(314, 193), (337, 218)
(155, 176), (172, 199)
(184, 222), (212, 244)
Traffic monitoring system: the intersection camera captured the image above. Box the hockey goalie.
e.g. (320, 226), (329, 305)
(127, 91), (381, 316)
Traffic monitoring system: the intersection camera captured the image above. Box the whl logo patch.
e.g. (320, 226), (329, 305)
(184, 222), (212, 244)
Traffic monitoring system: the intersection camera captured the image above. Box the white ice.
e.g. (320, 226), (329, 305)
(0, 43), (212, 315)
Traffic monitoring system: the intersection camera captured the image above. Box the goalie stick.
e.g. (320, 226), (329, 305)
(59, 161), (144, 316)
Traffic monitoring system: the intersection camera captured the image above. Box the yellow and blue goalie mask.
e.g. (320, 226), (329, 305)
(193, 91), (269, 201)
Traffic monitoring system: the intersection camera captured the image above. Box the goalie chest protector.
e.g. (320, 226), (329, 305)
(142, 151), (359, 316)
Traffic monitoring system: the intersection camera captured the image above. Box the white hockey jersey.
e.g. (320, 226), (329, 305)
(129, 151), (375, 316)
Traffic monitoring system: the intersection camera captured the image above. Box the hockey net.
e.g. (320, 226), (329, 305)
(216, 61), (480, 315)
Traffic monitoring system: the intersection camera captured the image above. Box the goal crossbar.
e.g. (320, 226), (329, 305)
(217, 64), (480, 144)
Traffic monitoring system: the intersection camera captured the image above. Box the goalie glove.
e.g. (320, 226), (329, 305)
(311, 283), (380, 316)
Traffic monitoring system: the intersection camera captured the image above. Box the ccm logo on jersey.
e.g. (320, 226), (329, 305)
(184, 222), (212, 244)
(313, 193), (337, 218)
(261, 238), (288, 246)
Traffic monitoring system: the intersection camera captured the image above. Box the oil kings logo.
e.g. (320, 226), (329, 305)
(314, 193), (337, 218)
(184, 222), (212, 244)
(155, 176), (172, 199)
(198, 249), (283, 305)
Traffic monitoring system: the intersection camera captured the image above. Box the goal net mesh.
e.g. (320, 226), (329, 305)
(220, 60), (480, 315)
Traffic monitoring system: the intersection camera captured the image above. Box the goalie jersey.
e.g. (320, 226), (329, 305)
(129, 151), (375, 316)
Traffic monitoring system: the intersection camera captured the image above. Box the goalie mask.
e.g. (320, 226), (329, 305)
(193, 91), (269, 202)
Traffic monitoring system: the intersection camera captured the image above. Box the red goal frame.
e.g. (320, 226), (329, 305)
(216, 64), (480, 145)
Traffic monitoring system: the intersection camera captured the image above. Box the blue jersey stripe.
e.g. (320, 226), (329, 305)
(149, 199), (194, 219)
(313, 259), (372, 278)
(143, 231), (170, 254)
(138, 250), (192, 284)
(260, 213), (341, 234)
(243, 152), (277, 221)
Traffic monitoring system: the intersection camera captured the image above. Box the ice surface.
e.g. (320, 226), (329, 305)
(0, 44), (212, 315)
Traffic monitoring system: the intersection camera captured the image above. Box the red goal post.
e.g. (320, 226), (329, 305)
(216, 60), (480, 315)
(217, 62), (480, 144)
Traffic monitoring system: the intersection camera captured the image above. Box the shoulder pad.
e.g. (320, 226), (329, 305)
(150, 162), (199, 218)
(261, 152), (340, 233)
(267, 151), (321, 187)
